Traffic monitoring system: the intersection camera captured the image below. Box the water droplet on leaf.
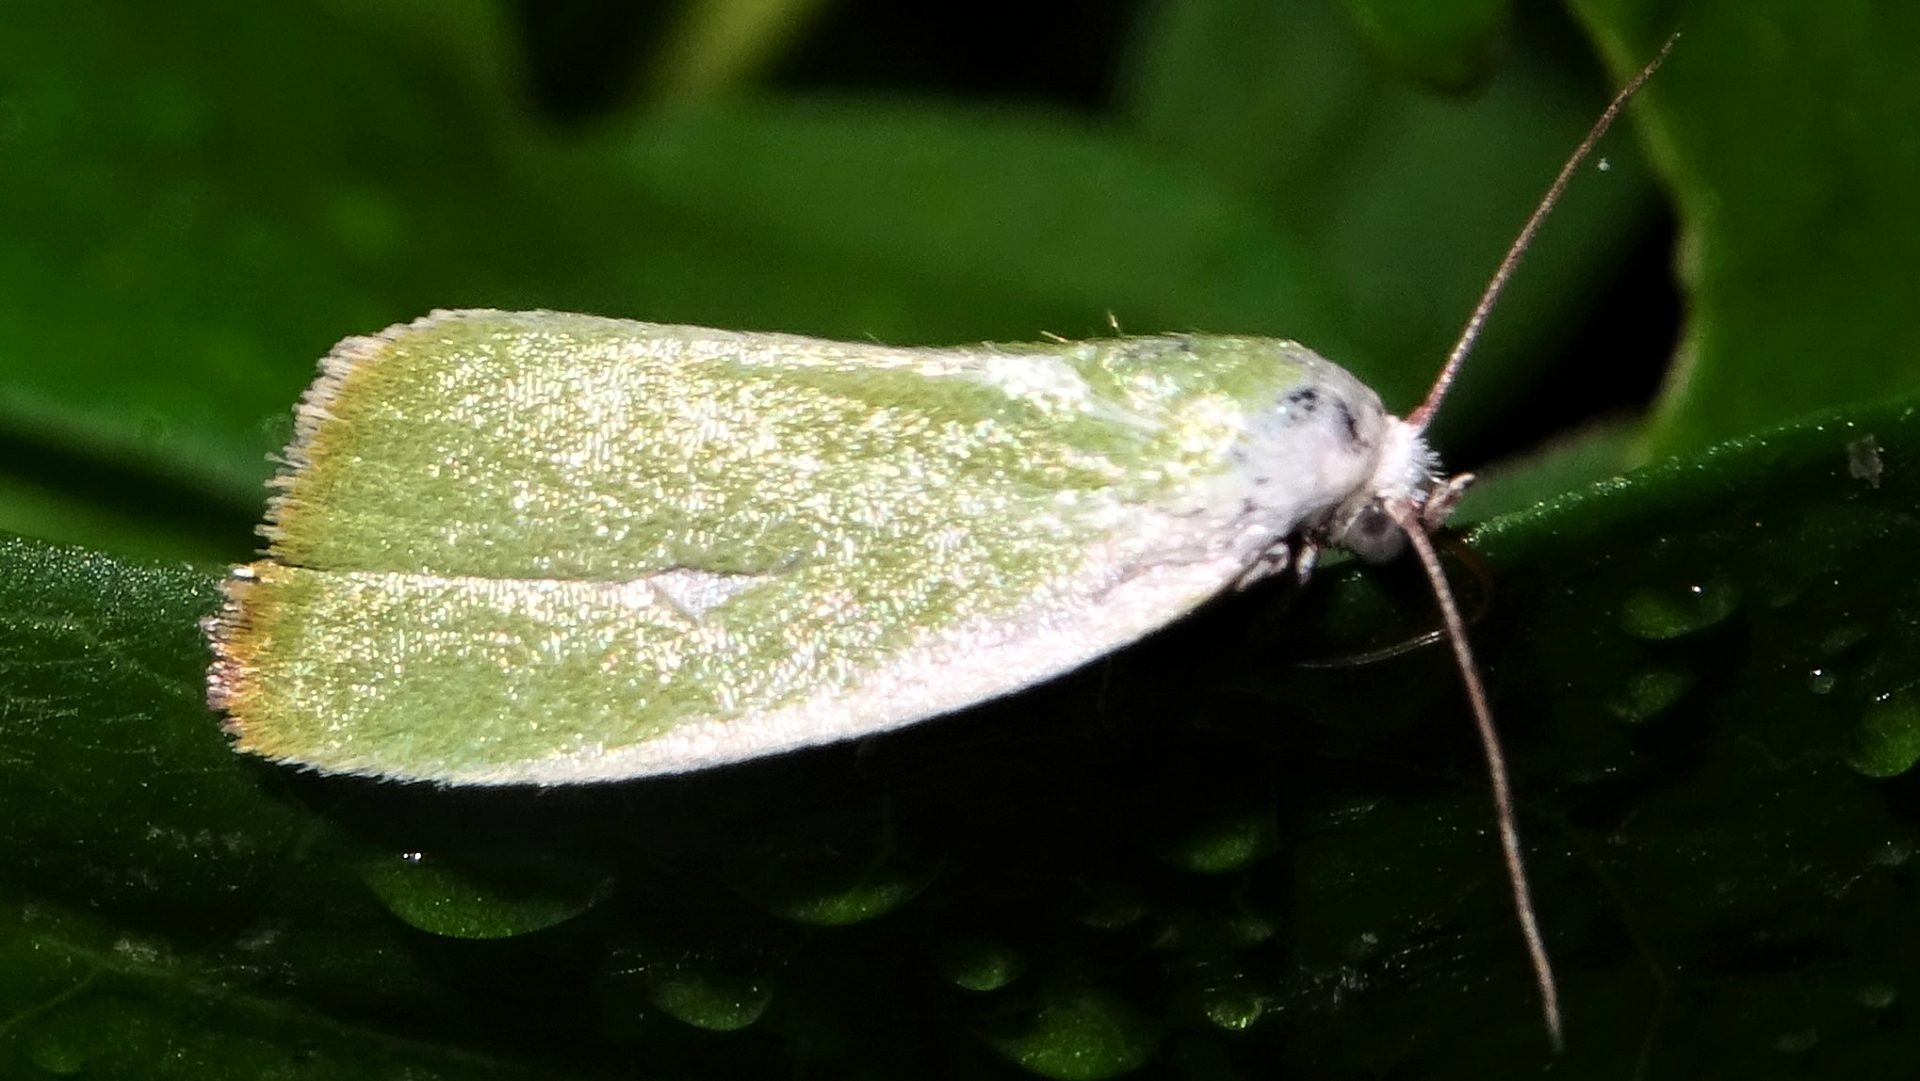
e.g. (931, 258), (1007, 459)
(1200, 980), (1267, 1031)
(981, 982), (1157, 1080)
(1157, 810), (1276, 874)
(358, 849), (611, 939)
(1845, 684), (1920, 778)
(647, 965), (770, 1031)
(1618, 580), (1740, 640)
(937, 937), (1025, 992)
(1604, 668), (1694, 723)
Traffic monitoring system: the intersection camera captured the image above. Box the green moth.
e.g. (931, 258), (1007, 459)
(206, 311), (1444, 786)
(202, 41), (1670, 1051)
(203, 302), (1550, 1029)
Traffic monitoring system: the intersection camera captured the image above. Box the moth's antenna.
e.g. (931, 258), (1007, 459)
(1392, 35), (1677, 1052)
(1405, 32), (1677, 433)
(1391, 502), (1563, 1051)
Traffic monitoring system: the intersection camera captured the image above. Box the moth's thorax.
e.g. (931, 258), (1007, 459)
(1219, 355), (1397, 535)
(1208, 349), (1445, 566)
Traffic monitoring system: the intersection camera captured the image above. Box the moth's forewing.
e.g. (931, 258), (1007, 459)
(210, 311), (1386, 784)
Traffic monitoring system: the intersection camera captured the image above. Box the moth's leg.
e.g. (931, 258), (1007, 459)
(1420, 472), (1476, 531)
(1293, 539), (1320, 583)
(1232, 535), (1314, 591)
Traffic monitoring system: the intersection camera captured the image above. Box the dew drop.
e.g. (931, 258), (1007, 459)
(1618, 580), (1741, 640)
(937, 937), (1025, 992)
(1869, 841), (1913, 867)
(1820, 623), (1873, 657)
(723, 805), (933, 926)
(982, 983), (1157, 1080)
(28, 1034), (89, 1076)
(726, 850), (929, 926)
(1219, 911), (1276, 947)
(1775, 1027), (1819, 1054)
(1157, 810), (1276, 874)
(1859, 983), (1897, 1010)
(759, 872), (923, 925)
(1201, 980), (1267, 1031)
(1604, 668), (1694, 723)
(1845, 684), (1920, 778)
(647, 966), (770, 1031)
(358, 850), (611, 939)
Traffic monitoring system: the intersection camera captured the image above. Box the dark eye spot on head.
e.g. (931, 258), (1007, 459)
(1285, 387), (1320, 412)
(1340, 502), (1406, 563)
(1334, 399), (1360, 446)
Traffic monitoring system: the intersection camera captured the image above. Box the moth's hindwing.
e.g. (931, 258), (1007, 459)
(210, 310), (1355, 784)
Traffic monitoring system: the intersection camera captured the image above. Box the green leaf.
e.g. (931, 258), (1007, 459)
(0, 1), (529, 508)
(0, 0), (1341, 559)
(6, 0), (1920, 1075)
(641, 0), (840, 99)
(1338, 0), (1513, 92)
(1452, 416), (1639, 523)
(1120, 0), (1657, 440)
(1570, 0), (1920, 459)
(5, 394), (1919, 1073)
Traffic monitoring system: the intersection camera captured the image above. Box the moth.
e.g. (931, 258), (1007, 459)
(205, 42), (1673, 1049)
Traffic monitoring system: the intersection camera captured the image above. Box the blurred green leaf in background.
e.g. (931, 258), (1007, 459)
(2, 0), (1919, 1076)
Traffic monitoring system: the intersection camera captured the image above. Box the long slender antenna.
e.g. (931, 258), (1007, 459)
(1405, 33), (1677, 433)
(1385, 35), (1678, 1050)
(1390, 503), (1563, 1052)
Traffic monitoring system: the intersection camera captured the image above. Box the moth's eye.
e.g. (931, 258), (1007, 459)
(1339, 503), (1405, 563)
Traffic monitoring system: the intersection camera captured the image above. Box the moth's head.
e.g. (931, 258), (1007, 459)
(1328, 417), (1469, 563)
